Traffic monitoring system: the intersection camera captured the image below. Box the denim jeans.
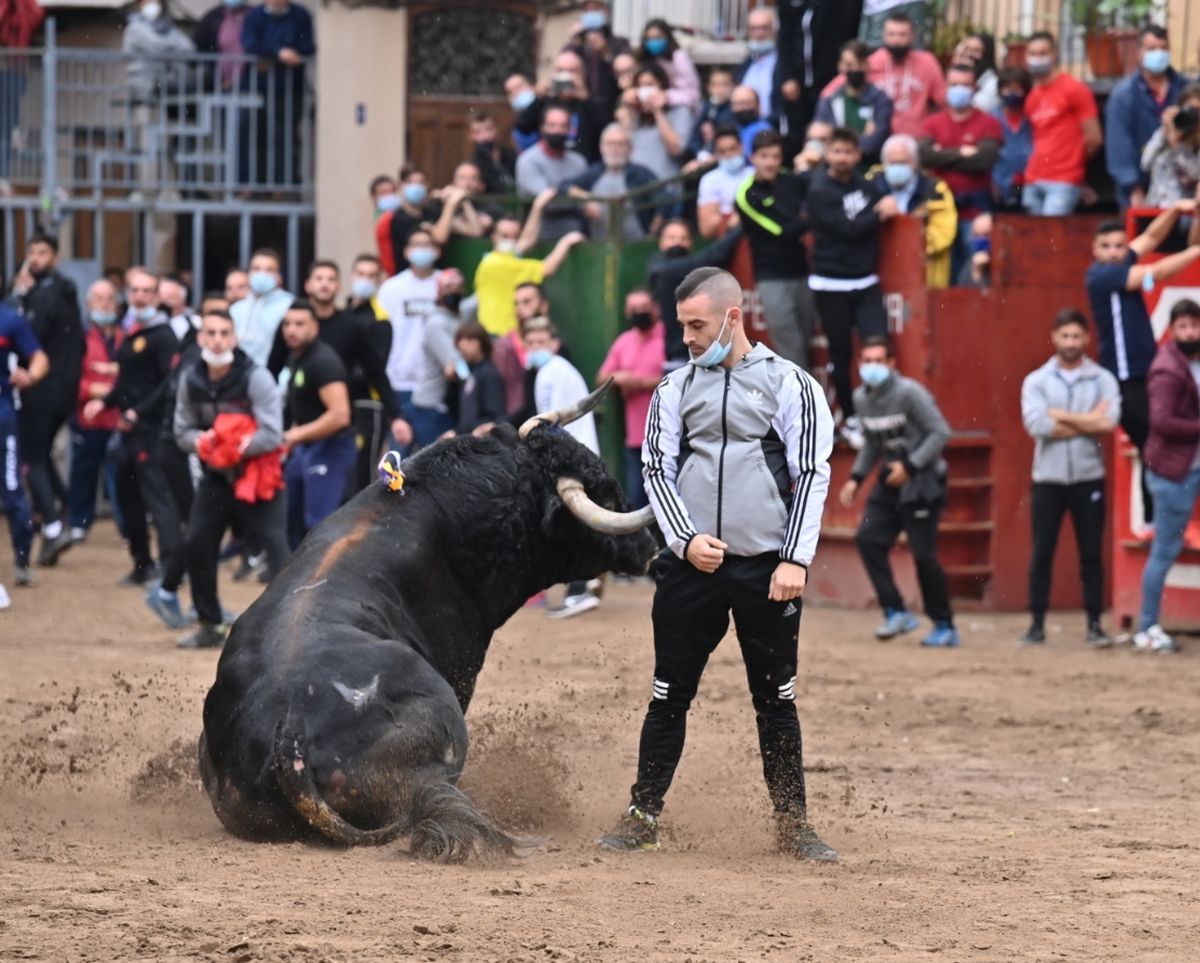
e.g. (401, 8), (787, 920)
(1139, 467), (1200, 630)
(625, 445), (648, 511)
(66, 425), (119, 532)
(1022, 181), (1081, 217)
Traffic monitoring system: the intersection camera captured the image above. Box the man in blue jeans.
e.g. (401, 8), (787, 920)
(280, 300), (354, 549)
(1136, 299), (1200, 654)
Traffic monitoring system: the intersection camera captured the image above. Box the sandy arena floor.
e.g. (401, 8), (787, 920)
(1, 525), (1198, 962)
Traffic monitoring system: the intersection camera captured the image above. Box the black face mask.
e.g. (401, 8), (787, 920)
(734, 109), (759, 127)
(1177, 338), (1200, 356)
(663, 245), (690, 259)
(475, 139), (495, 152)
(845, 70), (866, 89)
(543, 132), (568, 151)
(885, 44), (910, 62)
(629, 311), (654, 331)
(1002, 92), (1026, 110)
(442, 292), (464, 313)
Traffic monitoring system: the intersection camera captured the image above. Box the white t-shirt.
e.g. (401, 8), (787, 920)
(535, 355), (599, 455)
(698, 166), (749, 215)
(377, 269), (439, 392)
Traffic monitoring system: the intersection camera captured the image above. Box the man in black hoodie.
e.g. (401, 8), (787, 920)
(806, 127), (897, 443)
(12, 233), (83, 566)
(777, 0), (864, 150)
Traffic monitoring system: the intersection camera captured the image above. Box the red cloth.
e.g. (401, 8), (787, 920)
(76, 326), (125, 430)
(196, 413), (285, 502)
(920, 108), (1005, 217)
(1024, 73), (1098, 187)
(375, 211), (396, 277)
(0, 0), (44, 47)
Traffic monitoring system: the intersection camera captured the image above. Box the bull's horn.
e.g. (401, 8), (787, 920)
(556, 477), (655, 535)
(519, 379), (613, 439)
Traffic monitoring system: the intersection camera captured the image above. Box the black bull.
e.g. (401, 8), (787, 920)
(199, 410), (657, 859)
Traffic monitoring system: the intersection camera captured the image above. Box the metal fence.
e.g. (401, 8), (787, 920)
(612, 0), (752, 43)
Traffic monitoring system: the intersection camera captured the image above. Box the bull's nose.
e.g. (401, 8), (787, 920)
(328, 767), (347, 792)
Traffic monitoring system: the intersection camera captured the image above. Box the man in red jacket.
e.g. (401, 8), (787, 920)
(1135, 299), (1200, 654)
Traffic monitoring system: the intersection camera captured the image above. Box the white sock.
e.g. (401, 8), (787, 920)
(43, 521), (63, 540)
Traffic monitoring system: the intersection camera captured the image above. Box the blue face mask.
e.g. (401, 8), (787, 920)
(580, 10), (607, 31)
(454, 355), (472, 380)
(1142, 49), (1170, 74)
(376, 193), (401, 213)
(859, 361), (891, 387)
(511, 89), (536, 112)
(526, 348), (553, 370)
(884, 163), (913, 189)
(717, 155), (745, 175)
(351, 277), (377, 300)
(135, 304), (158, 322)
(690, 310), (733, 368)
(407, 247), (437, 270)
(91, 310), (118, 325)
(644, 37), (668, 57)
(946, 84), (974, 110)
(249, 270), (277, 296)
(747, 39), (775, 57)
(222, 0), (245, 7)
(402, 183), (428, 206)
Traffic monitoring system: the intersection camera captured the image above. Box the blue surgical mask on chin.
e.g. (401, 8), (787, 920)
(454, 355), (471, 380)
(135, 304), (158, 323)
(859, 361), (891, 387)
(690, 310), (733, 368)
(376, 193), (401, 213)
(350, 277), (378, 300)
(717, 155), (745, 175)
(526, 348), (553, 370)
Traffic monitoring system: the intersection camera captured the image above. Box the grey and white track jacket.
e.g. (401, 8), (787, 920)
(642, 343), (834, 566)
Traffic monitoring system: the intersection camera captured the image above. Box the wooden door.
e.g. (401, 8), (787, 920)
(407, 1), (537, 187)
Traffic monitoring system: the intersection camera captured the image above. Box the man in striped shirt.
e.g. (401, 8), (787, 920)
(598, 266), (838, 861)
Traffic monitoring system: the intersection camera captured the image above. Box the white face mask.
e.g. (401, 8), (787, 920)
(201, 347), (235, 367)
(142, 2), (162, 20)
(494, 239), (518, 255)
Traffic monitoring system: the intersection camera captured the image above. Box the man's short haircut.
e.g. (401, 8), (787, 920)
(455, 320), (493, 359)
(860, 334), (895, 358)
(161, 273), (191, 301)
(1170, 298), (1200, 323)
(541, 101), (572, 126)
(202, 308), (233, 324)
(407, 228), (435, 246)
(658, 217), (692, 239)
(1140, 25), (1168, 43)
(523, 315), (558, 338)
(829, 126), (861, 148)
(884, 10), (912, 26)
(675, 267), (742, 308)
(368, 174), (394, 198)
(250, 247), (282, 270)
(1028, 30), (1056, 47)
(128, 266), (160, 284)
(751, 128), (784, 154)
(471, 111), (494, 125)
(709, 66), (735, 82)
(998, 65), (1032, 92)
(1052, 308), (1088, 331)
(882, 133), (918, 163)
(713, 124), (741, 145)
(515, 281), (545, 298)
(399, 163), (425, 181)
(353, 252), (381, 267)
(27, 231), (58, 252)
(201, 289), (226, 304)
(287, 299), (317, 318)
(307, 258), (340, 278)
(841, 39), (871, 61)
(1094, 218), (1126, 238)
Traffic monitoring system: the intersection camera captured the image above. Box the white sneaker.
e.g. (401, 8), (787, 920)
(840, 416), (865, 451)
(1132, 624), (1178, 654)
(547, 592), (600, 620)
(0, 583), (11, 610)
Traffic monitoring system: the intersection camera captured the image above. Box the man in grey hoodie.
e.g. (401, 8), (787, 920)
(1018, 308), (1121, 647)
(839, 335), (956, 646)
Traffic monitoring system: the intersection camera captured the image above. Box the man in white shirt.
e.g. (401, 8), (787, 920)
(738, 6), (780, 122)
(376, 229), (440, 450)
(696, 126), (750, 238)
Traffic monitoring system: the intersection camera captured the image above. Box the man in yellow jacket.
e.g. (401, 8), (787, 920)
(866, 134), (958, 289)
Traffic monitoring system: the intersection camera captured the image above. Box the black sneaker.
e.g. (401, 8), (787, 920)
(777, 814), (839, 862)
(37, 529), (75, 567)
(1018, 625), (1046, 646)
(596, 806), (659, 851)
(1085, 622), (1113, 649)
(177, 622), (229, 649)
(118, 563), (162, 587)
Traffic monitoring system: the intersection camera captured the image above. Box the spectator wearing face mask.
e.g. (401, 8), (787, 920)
(563, 0), (632, 124)
(697, 127), (751, 239)
(867, 134), (956, 290)
(863, 11), (945, 139)
(1106, 26), (1185, 210)
(344, 253), (395, 490)
(1021, 31), (1102, 217)
(619, 64), (694, 183)
(376, 164), (467, 277)
(991, 67), (1033, 210)
(449, 321), (507, 437)
(565, 124), (661, 240)
(468, 112), (517, 195)
(736, 129), (815, 370)
(505, 73), (542, 153)
(123, 0), (195, 107)
(729, 86), (774, 158)
(406, 269), (466, 449)
(737, 7), (783, 125)
(1141, 83), (1200, 208)
(230, 248), (293, 368)
(815, 40), (894, 167)
(540, 49), (609, 164)
(685, 67), (736, 162)
(515, 103), (590, 240)
(367, 175), (397, 221)
(794, 121), (833, 173)
(597, 289), (666, 510)
(636, 18), (700, 114)
(953, 32), (999, 114)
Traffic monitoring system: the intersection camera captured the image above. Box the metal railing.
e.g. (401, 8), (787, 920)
(612, 0), (753, 43)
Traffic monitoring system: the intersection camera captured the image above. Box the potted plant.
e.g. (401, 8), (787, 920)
(1002, 32), (1028, 68)
(1072, 0), (1158, 78)
(930, 18), (978, 69)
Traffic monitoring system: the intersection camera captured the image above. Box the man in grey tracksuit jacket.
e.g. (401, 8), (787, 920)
(840, 338), (955, 645)
(598, 266), (838, 862)
(1018, 309), (1120, 645)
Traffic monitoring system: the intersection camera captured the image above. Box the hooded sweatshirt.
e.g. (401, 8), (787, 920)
(1021, 355), (1120, 485)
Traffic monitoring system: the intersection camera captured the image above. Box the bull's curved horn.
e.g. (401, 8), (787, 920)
(519, 379), (613, 439)
(556, 477), (655, 535)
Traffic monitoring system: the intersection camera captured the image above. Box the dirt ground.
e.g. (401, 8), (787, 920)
(2, 525), (1198, 962)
